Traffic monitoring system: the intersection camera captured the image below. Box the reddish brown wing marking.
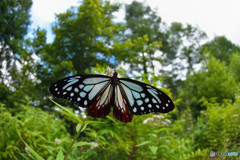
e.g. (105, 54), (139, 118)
(113, 85), (132, 122)
(87, 82), (113, 118)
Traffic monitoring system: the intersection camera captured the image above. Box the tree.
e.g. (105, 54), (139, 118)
(124, 1), (167, 76)
(32, 0), (126, 109)
(180, 56), (237, 117)
(202, 36), (240, 64)
(0, 0), (32, 81)
(0, 0), (34, 107)
(229, 53), (240, 82)
(162, 22), (207, 97)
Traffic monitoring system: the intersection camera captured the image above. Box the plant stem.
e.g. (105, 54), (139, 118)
(64, 121), (84, 160)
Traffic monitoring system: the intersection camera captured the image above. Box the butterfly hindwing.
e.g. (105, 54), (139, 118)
(113, 85), (133, 122)
(87, 82), (113, 118)
(119, 78), (175, 115)
(49, 75), (111, 108)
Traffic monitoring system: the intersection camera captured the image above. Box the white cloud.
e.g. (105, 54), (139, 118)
(30, 0), (240, 45)
(146, 0), (240, 45)
(31, 0), (79, 27)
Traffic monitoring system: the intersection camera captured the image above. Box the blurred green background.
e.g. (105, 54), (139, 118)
(0, 0), (239, 159)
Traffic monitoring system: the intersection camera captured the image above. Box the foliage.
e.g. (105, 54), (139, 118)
(0, 0), (32, 79)
(180, 56), (238, 117)
(0, 102), (72, 160)
(124, 1), (167, 76)
(229, 53), (240, 82)
(194, 96), (240, 153)
(163, 22), (207, 97)
(202, 36), (240, 64)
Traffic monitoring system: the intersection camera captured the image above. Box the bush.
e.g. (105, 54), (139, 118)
(0, 102), (73, 159)
(194, 96), (240, 153)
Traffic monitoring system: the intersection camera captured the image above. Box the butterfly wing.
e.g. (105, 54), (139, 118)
(118, 78), (175, 115)
(87, 81), (113, 118)
(49, 75), (111, 109)
(113, 84), (133, 122)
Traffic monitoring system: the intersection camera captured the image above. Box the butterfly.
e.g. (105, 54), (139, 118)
(49, 71), (175, 122)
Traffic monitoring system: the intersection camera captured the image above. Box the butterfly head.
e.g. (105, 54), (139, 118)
(113, 71), (118, 77)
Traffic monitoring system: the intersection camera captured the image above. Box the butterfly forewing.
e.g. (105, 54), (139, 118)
(119, 78), (175, 115)
(49, 75), (111, 108)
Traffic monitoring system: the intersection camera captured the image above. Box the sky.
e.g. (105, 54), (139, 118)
(30, 0), (240, 45)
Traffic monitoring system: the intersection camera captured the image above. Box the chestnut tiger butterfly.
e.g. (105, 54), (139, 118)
(49, 71), (175, 122)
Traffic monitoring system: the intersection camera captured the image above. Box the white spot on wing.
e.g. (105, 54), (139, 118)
(84, 100), (88, 105)
(132, 91), (140, 99)
(79, 84), (84, 89)
(137, 100), (143, 106)
(148, 104), (152, 108)
(80, 92), (86, 98)
(77, 98), (81, 101)
(133, 107), (137, 112)
(141, 93), (145, 98)
(141, 107), (144, 110)
(145, 98), (149, 103)
(70, 93), (74, 97)
(66, 86), (72, 91)
(152, 98), (157, 103)
(74, 88), (79, 93)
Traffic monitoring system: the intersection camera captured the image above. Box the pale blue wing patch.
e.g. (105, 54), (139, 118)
(88, 81), (108, 100)
(63, 77), (81, 89)
(120, 80), (143, 92)
(122, 84), (134, 106)
(83, 77), (109, 84)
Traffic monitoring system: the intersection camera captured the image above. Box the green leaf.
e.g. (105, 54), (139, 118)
(56, 148), (64, 160)
(80, 123), (88, 132)
(85, 120), (106, 124)
(136, 141), (152, 147)
(106, 115), (118, 124)
(20, 153), (31, 160)
(149, 146), (158, 154)
(155, 127), (169, 133)
(22, 140), (44, 160)
(73, 142), (97, 148)
(76, 123), (81, 132)
(49, 98), (83, 124)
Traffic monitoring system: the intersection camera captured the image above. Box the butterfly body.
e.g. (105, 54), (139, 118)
(49, 72), (174, 122)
